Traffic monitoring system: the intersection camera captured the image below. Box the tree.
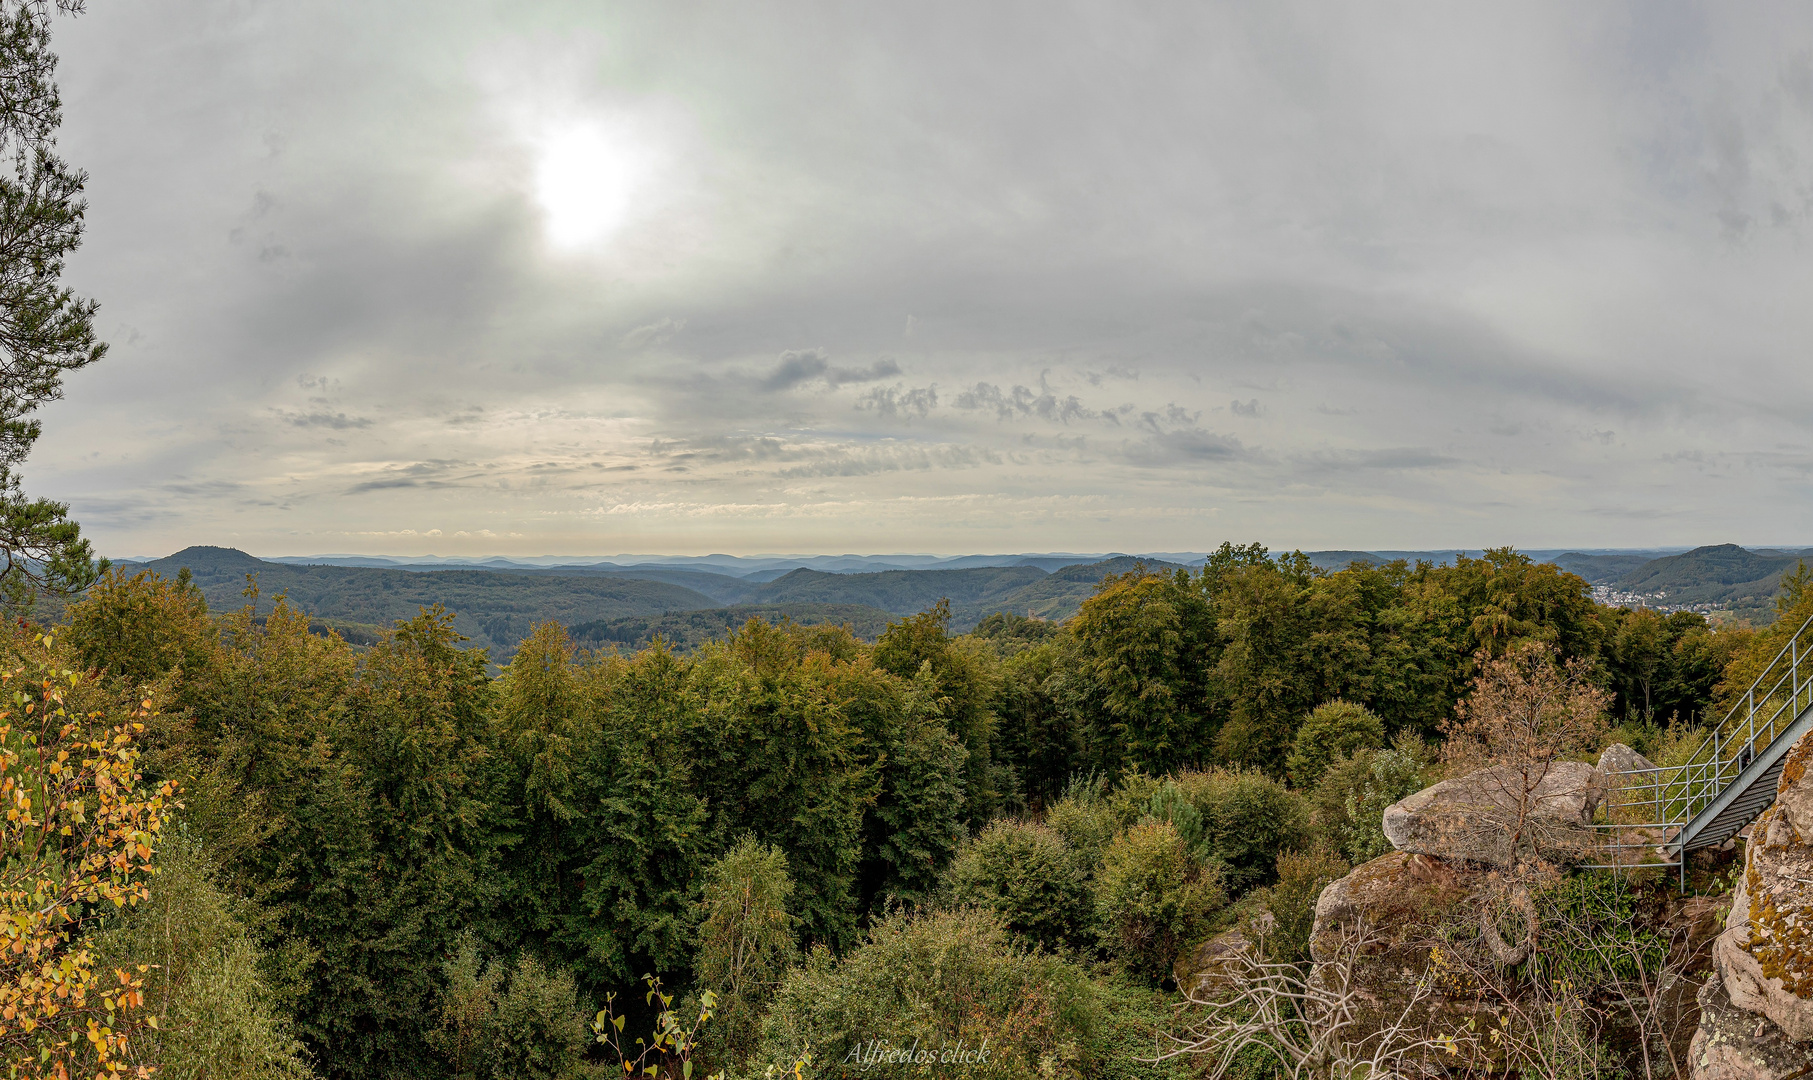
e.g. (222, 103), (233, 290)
(863, 687), (967, 908)
(501, 634), (712, 993)
(295, 607), (504, 1078)
(62, 567), (215, 689)
(873, 600), (1000, 819)
(690, 619), (878, 951)
(0, 1), (109, 611)
(1070, 568), (1218, 775)
(96, 831), (314, 1080)
(693, 837), (796, 1070)
(989, 638), (1079, 808)
(1211, 554), (1376, 770)
(1439, 549), (1601, 663)
(1440, 641), (1609, 867)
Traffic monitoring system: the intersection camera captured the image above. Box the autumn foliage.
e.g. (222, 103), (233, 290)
(0, 633), (175, 1079)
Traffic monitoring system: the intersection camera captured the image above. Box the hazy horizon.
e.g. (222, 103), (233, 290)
(28, 3), (1813, 557)
(109, 542), (1808, 566)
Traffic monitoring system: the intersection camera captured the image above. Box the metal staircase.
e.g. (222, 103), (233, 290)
(1593, 611), (1813, 884)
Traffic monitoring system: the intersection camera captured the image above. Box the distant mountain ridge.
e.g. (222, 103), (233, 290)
(251, 551), (1150, 577)
(108, 543), (1813, 657)
(111, 547), (1191, 657)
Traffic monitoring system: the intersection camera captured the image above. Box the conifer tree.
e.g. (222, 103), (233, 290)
(0, 1), (106, 610)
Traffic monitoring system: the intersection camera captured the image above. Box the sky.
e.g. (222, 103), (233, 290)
(28, 1), (1813, 558)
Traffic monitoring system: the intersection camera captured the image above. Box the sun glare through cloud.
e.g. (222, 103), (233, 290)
(531, 122), (653, 249)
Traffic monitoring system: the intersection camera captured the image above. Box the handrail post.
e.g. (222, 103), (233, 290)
(1747, 685), (1756, 772)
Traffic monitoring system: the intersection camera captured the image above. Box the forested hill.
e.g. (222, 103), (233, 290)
(1552, 543), (1812, 619)
(120, 546), (725, 655)
(1611, 543), (1806, 607)
(113, 546), (1185, 655)
(735, 555), (1184, 626)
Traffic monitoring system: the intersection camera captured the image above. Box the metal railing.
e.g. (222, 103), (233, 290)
(1588, 610), (1813, 875)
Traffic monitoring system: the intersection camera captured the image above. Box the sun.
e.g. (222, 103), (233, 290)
(532, 122), (651, 250)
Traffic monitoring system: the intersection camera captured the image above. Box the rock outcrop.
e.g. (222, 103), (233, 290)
(1598, 742), (1660, 775)
(1306, 850), (1509, 1068)
(1172, 926), (1262, 997)
(1306, 847), (1729, 1073)
(1689, 975), (1811, 1080)
(1689, 729), (1813, 1078)
(1381, 760), (1604, 867)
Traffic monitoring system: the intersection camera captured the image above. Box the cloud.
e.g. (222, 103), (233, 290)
(856, 384), (937, 418)
(777, 442), (997, 477)
(952, 381), (1100, 423)
(762, 349), (830, 390)
(343, 461), (478, 494)
(1120, 428), (1251, 467)
(1296, 448), (1457, 473)
(620, 316), (685, 349)
(827, 358), (903, 386)
(35, 1), (1813, 555)
(274, 409), (372, 429)
(763, 349), (902, 390)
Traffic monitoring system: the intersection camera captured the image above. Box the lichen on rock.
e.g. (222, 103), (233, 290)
(1709, 729), (1813, 1045)
(1688, 974), (1809, 1080)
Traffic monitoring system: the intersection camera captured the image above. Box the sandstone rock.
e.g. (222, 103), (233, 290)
(1173, 927), (1262, 998)
(1709, 730), (1813, 1044)
(1308, 851), (1507, 1069)
(1598, 742), (1660, 775)
(1380, 760), (1605, 867)
(1689, 975), (1809, 1080)
(1310, 849), (1722, 1073)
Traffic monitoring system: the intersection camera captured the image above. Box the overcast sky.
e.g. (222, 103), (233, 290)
(28, 1), (1813, 558)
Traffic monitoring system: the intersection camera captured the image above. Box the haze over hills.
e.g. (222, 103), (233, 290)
(126, 546), (1697, 578)
(113, 547), (1194, 656)
(109, 543), (1813, 658)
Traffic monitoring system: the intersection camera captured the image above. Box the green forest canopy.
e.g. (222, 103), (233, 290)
(33, 542), (1793, 1078)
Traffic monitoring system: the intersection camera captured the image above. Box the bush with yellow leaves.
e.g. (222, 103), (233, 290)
(0, 632), (177, 1079)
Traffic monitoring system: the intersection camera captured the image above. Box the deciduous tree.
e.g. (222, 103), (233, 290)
(0, 631), (175, 1078)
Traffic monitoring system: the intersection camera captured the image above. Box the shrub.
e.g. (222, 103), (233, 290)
(1247, 847), (1350, 965)
(0, 634), (177, 1077)
(485, 954), (591, 1080)
(1308, 733), (1434, 864)
(430, 938), (590, 1080)
(1285, 700), (1385, 788)
(750, 908), (1099, 1078)
(1144, 780), (1205, 852)
(1082, 976), (1203, 1080)
(1045, 776), (1118, 874)
(432, 934), (501, 1080)
(1169, 768), (1309, 893)
(1103, 768), (1164, 829)
(944, 818), (1092, 951)
(1092, 821), (1226, 981)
